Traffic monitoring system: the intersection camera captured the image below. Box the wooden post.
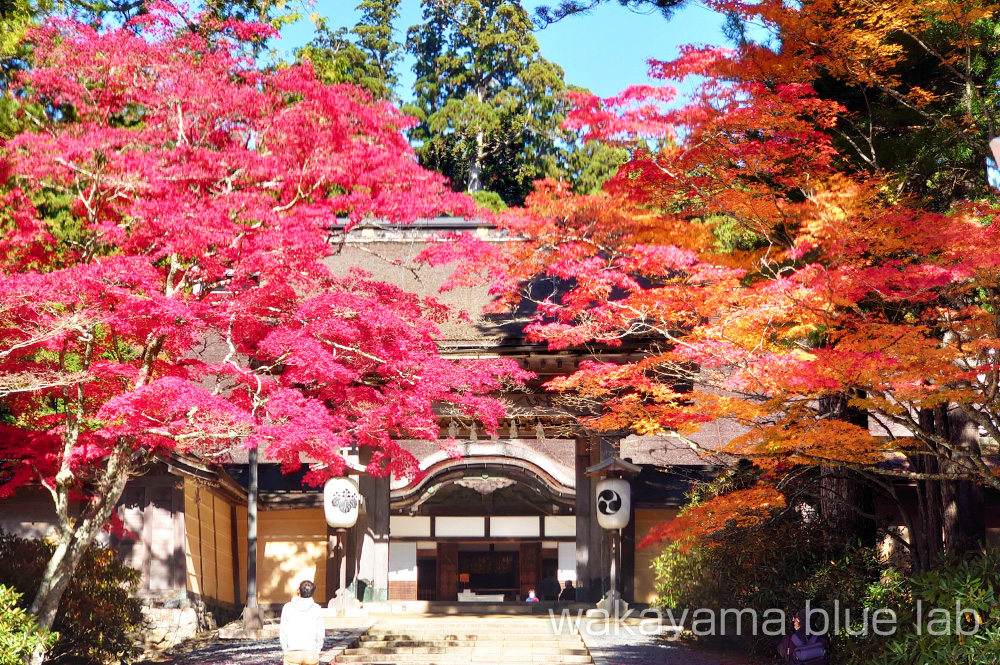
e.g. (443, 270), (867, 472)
(358, 456), (390, 602)
(609, 530), (618, 616)
(326, 525), (338, 602)
(575, 435), (592, 601)
(242, 443), (263, 630)
(621, 498), (635, 603)
(336, 527), (348, 613)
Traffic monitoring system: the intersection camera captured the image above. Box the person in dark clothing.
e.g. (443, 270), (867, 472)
(778, 609), (830, 665)
(558, 580), (576, 602)
(538, 571), (561, 601)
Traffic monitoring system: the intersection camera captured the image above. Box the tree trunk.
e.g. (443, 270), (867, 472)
(817, 395), (876, 544)
(910, 454), (943, 571)
(467, 129), (484, 193)
(941, 406), (985, 555)
(905, 404), (987, 569)
(920, 469), (943, 569)
(27, 329), (164, 663)
(27, 444), (133, 663)
(28, 533), (88, 642)
(906, 408), (947, 571)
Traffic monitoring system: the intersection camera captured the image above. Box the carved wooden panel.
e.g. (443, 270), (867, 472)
(519, 541), (540, 600)
(437, 542), (459, 601)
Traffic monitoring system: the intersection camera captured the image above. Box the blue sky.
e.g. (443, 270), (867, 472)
(276, 0), (731, 102)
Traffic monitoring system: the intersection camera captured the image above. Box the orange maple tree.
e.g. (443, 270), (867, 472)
(424, 0), (1000, 567)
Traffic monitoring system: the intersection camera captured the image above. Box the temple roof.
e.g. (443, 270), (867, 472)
(585, 456), (642, 477)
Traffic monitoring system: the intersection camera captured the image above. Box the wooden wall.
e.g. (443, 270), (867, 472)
(633, 508), (677, 604)
(183, 480), (239, 607)
(182, 486), (328, 608)
(115, 477), (187, 600)
(240, 508), (329, 606)
(0, 488), (60, 540)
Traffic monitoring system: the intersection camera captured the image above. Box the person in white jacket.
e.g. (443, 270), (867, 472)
(279, 580), (326, 665)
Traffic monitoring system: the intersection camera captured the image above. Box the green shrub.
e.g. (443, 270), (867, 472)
(650, 493), (1000, 665)
(650, 494), (900, 658)
(0, 531), (142, 664)
(0, 584), (55, 665)
(470, 190), (508, 212)
(862, 548), (1000, 665)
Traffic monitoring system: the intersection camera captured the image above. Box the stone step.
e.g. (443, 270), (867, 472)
(334, 616), (592, 665)
(359, 635), (582, 647)
(346, 645), (590, 655)
(373, 616), (562, 619)
(337, 660), (592, 664)
(335, 662), (589, 665)
(364, 632), (573, 637)
(356, 641), (586, 651)
(363, 602), (595, 616)
(368, 628), (579, 639)
(360, 635), (582, 646)
(375, 617), (560, 632)
(335, 655), (592, 664)
(358, 635), (586, 642)
(356, 640), (585, 648)
(363, 640), (583, 644)
(367, 623), (565, 627)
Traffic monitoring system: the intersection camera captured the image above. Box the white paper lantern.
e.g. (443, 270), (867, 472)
(324, 477), (360, 528)
(595, 478), (630, 530)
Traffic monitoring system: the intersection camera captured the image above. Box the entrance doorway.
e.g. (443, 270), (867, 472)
(434, 541), (542, 601)
(460, 543), (518, 600)
(417, 556), (436, 600)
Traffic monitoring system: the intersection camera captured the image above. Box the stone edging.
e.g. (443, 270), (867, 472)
(576, 618), (612, 665)
(319, 619), (377, 664)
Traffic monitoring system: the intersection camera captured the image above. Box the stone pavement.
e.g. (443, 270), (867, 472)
(578, 617), (751, 665)
(137, 618), (372, 664)
(140, 616), (752, 665)
(581, 631), (751, 665)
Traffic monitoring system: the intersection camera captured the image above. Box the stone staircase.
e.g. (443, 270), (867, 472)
(333, 615), (593, 665)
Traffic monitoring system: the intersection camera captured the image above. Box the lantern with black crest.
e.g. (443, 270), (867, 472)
(324, 477), (361, 528)
(595, 477), (630, 530)
(586, 456), (640, 530)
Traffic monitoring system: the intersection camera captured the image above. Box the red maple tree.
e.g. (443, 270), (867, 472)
(0, 3), (527, 635)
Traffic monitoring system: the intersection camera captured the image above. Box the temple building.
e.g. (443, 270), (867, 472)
(188, 218), (736, 612)
(1, 218), (730, 618)
(17, 217), (987, 624)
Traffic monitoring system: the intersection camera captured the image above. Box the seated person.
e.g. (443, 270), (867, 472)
(778, 610), (830, 665)
(559, 580), (577, 602)
(525, 588), (539, 602)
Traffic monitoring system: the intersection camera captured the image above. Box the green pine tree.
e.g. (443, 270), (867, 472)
(298, 0), (402, 101)
(405, 0), (577, 204)
(1, 0), (43, 140)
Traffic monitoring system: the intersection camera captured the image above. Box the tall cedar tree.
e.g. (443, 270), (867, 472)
(405, 0), (572, 204)
(298, 0), (403, 101)
(532, 0), (685, 27)
(422, 0), (1000, 569)
(0, 3), (528, 645)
